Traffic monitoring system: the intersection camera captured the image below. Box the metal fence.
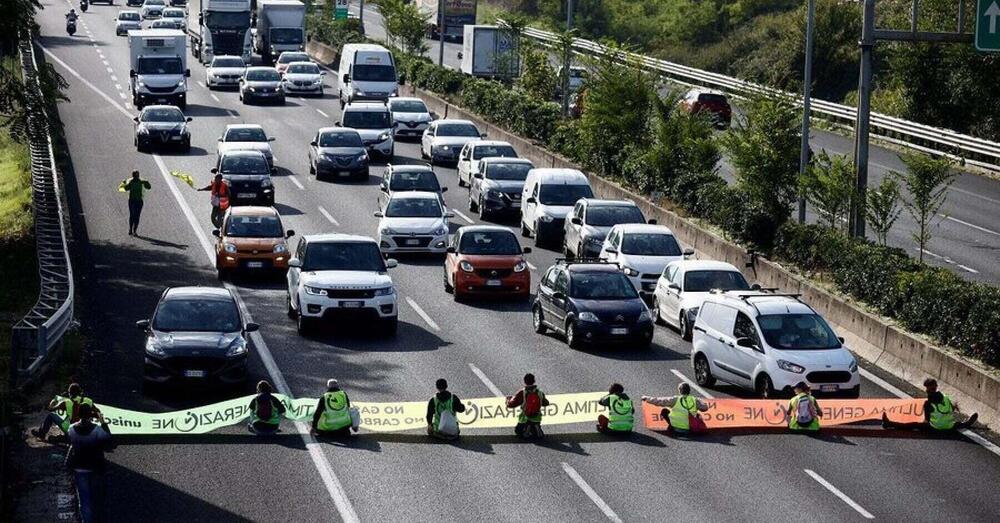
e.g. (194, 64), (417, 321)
(10, 34), (74, 385)
(515, 25), (1000, 171)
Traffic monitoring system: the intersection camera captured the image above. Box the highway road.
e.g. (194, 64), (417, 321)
(358, 6), (1000, 284)
(30, 1), (1000, 521)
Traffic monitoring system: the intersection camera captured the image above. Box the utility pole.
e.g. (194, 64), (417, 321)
(359, 0), (365, 33)
(437, 0), (445, 66)
(561, 0), (574, 116)
(797, 0), (815, 224)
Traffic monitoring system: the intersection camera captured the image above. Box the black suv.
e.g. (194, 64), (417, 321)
(214, 150), (276, 206)
(532, 261), (654, 349)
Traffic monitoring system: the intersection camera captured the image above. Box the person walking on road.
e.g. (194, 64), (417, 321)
(248, 380), (286, 435)
(596, 383), (634, 434)
(427, 378), (465, 440)
(31, 383), (97, 442)
(643, 383), (709, 435)
(507, 373), (549, 440)
(312, 379), (357, 438)
(120, 170), (150, 236)
(788, 382), (821, 431)
(198, 173), (230, 228)
(882, 378), (979, 431)
(65, 403), (113, 523)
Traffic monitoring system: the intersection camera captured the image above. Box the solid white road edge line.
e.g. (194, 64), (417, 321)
(467, 363), (503, 397)
(669, 369), (714, 399)
(404, 297), (440, 331)
(560, 463), (624, 523)
(318, 206), (340, 226)
(804, 469), (874, 519)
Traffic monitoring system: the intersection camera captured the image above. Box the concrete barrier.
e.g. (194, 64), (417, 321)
(397, 83), (1000, 431)
(306, 40), (340, 67)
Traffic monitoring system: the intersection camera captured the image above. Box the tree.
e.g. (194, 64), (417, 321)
(865, 176), (902, 246)
(894, 153), (956, 263)
(518, 42), (557, 100)
(377, 0), (429, 56)
(799, 150), (854, 231)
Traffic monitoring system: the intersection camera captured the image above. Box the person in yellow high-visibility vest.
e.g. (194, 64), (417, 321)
(31, 383), (98, 442)
(312, 379), (356, 438)
(882, 378), (978, 431)
(643, 383), (709, 435)
(788, 382), (821, 431)
(596, 383), (634, 434)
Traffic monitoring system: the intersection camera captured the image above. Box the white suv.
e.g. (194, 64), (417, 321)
(652, 259), (749, 340)
(690, 292), (860, 398)
(287, 234), (398, 335)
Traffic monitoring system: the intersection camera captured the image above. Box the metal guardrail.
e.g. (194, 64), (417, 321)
(10, 34), (75, 384)
(515, 25), (1000, 171)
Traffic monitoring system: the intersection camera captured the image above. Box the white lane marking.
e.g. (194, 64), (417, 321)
(106, 67), (113, 73)
(114, 83), (121, 91)
(316, 108), (329, 118)
(941, 214), (1000, 237)
(110, 74), (118, 83)
(669, 369), (715, 399)
(317, 206), (339, 226)
(468, 363), (503, 396)
(228, 109), (239, 120)
(197, 81), (206, 88)
(42, 47), (133, 118)
(860, 368), (1000, 458)
(118, 92), (127, 100)
(526, 260), (537, 271)
(405, 297), (440, 331)
(950, 185), (1000, 206)
(917, 249), (979, 274)
(804, 469), (874, 519)
(561, 463), (624, 523)
(452, 209), (475, 224)
(288, 175), (305, 190)
(210, 93), (220, 102)
(102, 60), (109, 66)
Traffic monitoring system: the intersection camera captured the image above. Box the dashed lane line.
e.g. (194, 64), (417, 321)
(288, 175), (305, 190)
(804, 469), (874, 520)
(526, 261), (537, 271)
(210, 93), (220, 102)
(468, 363), (503, 397)
(316, 108), (329, 118)
(918, 248), (978, 274)
(451, 209), (475, 224)
(405, 297), (440, 331)
(561, 463), (624, 523)
(941, 214), (1000, 237)
(317, 206), (340, 226)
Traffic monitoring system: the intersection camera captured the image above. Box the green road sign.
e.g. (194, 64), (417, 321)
(977, 0), (1000, 51)
(335, 0), (349, 20)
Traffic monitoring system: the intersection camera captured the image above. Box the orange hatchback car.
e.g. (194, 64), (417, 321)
(213, 206), (295, 278)
(444, 225), (531, 301)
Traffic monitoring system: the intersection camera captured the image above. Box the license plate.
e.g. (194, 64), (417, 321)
(486, 279), (502, 286)
(405, 239), (421, 245)
(170, 135), (182, 141)
(340, 301), (363, 308)
(611, 327), (628, 335)
(339, 171), (351, 177)
(183, 370), (206, 378)
(237, 192), (256, 198)
(246, 261), (263, 268)
(156, 98), (167, 103)
(820, 384), (838, 392)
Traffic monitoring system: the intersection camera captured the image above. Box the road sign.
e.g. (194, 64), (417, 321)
(335, 0), (349, 20)
(976, 0), (1000, 50)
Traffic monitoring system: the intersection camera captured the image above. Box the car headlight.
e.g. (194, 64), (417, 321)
(176, 80), (185, 87)
(226, 337), (248, 357)
(377, 132), (391, 142)
(578, 312), (599, 322)
(459, 261), (474, 272)
(513, 261), (527, 273)
(638, 309), (652, 323)
(777, 359), (805, 374)
(313, 78), (323, 84)
(138, 81), (146, 88)
(137, 127), (149, 135)
(260, 178), (273, 188)
(622, 266), (640, 277)
(380, 227), (398, 236)
(145, 337), (166, 357)
(357, 152), (368, 162)
(849, 358), (858, 373)
(273, 243), (287, 253)
(433, 226), (448, 236)
(303, 285), (327, 296)
(438, 145), (450, 151)
(486, 190), (503, 200)
(353, 87), (363, 95)
(373, 286), (395, 296)
(538, 214), (554, 223)
(223, 242), (237, 253)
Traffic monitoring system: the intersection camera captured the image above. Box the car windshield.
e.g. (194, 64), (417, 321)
(153, 298), (240, 332)
(319, 131), (363, 147)
(303, 242), (386, 272)
(586, 205), (644, 226)
(163, 9), (184, 17)
(390, 100), (427, 113)
(204, 11), (249, 28)
(278, 53), (309, 64)
(437, 123), (480, 137)
(473, 145), (517, 160)
(220, 155), (269, 174)
(385, 198), (442, 218)
(459, 231), (520, 255)
(144, 0), (165, 5)
(343, 111), (390, 129)
(152, 20), (173, 27)
(140, 108), (184, 122)
(683, 270), (749, 292)
(484, 162), (531, 181)
(119, 12), (140, 20)
(287, 63), (319, 75)
(352, 64), (396, 82)
(758, 313), (841, 350)
(570, 272), (639, 300)
(539, 184), (593, 206)
(270, 28), (303, 44)
(225, 127), (267, 142)
(389, 171), (439, 192)
(137, 57), (182, 75)
(212, 57), (244, 68)
(246, 69), (280, 81)
(226, 215), (283, 238)
(698, 93), (728, 104)
(620, 233), (682, 256)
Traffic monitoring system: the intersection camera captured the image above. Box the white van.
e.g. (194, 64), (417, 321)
(520, 168), (593, 247)
(338, 43), (398, 107)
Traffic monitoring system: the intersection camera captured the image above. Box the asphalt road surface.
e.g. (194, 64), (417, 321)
(32, 1), (1000, 521)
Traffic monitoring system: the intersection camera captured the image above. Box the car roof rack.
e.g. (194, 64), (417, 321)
(714, 290), (811, 316)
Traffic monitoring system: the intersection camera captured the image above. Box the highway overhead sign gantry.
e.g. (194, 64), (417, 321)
(977, 0), (1000, 51)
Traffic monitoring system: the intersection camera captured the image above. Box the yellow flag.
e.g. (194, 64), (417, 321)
(118, 180), (127, 193)
(170, 171), (196, 188)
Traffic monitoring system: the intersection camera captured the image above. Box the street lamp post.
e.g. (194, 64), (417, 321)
(561, 0), (574, 116)
(798, 0), (816, 224)
(438, 0), (445, 66)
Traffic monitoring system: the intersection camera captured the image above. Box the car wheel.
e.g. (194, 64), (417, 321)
(182, 138), (191, 152)
(296, 300), (311, 335)
(286, 292), (297, 318)
(443, 270), (454, 293)
(217, 268), (229, 281)
(566, 321), (583, 349)
(478, 197), (492, 220)
(532, 304), (546, 334)
(521, 221), (530, 237)
(845, 386), (861, 399)
(533, 224), (545, 247)
(756, 375), (777, 399)
(453, 289), (464, 303)
(468, 194), (477, 212)
(694, 354), (716, 387)
(679, 312), (692, 341)
(651, 297), (664, 326)
(457, 175), (466, 188)
(309, 160), (315, 175)
(420, 147), (427, 159)
(563, 243), (573, 259)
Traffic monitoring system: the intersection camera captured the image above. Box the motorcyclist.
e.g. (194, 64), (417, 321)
(79, 0), (89, 12)
(66, 9), (79, 21)
(198, 174), (230, 227)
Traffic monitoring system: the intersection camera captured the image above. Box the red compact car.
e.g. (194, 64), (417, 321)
(444, 225), (531, 300)
(679, 88), (732, 129)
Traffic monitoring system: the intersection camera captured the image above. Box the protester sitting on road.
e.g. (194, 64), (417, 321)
(507, 373), (549, 440)
(248, 380), (286, 435)
(32, 383), (97, 442)
(643, 383), (709, 435)
(427, 378), (465, 440)
(596, 383), (634, 434)
(882, 378), (979, 431)
(66, 403), (113, 523)
(312, 379), (356, 437)
(788, 382), (821, 431)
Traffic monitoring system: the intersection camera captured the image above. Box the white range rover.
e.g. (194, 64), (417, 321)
(286, 234), (398, 335)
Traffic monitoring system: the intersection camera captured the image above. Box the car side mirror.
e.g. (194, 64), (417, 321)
(245, 322), (260, 332)
(473, 172), (483, 179)
(570, 217), (582, 225)
(736, 337), (756, 349)
(210, 168), (218, 174)
(668, 283), (680, 291)
(335, 121), (341, 126)
(750, 283), (762, 291)
(286, 230), (295, 238)
(552, 291), (565, 301)
(186, 117), (193, 122)
(133, 116), (139, 123)
(321, 71), (326, 75)
(444, 212), (455, 219)
(522, 247), (532, 254)
(525, 196), (536, 204)
(211, 229), (220, 237)
(441, 187), (448, 193)
(604, 247), (617, 254)
(379, 184), (388, 192)
(342, 74), (350, 83)
(130, 69), (136, 78)
(683, 248), (695, 257)
(446, 246), (456, 253)
(837, 336), (845, 344)
(269, 137), (276, 141)
(480, 133), (488, 138)
(288, 258), (302, 268)
(647, 218), (657, 225)
(217, 137), (223, 142)
(271, 167), (278, 175)
(385, 258), (398, 269)
(373, 211), (383, 217)
(135, 319), (150, 330)
(310, 140), (317, 146)
(392, 121), (399, 127)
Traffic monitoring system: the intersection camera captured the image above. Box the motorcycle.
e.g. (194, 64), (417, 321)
(66, 18), (77, 35)
(79, 0), (88, 12)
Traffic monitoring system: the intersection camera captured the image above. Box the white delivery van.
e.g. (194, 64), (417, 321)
(338, 43), (398, 107)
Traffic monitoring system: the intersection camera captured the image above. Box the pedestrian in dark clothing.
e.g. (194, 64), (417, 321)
(121, 170), (150, 236)
(427, 378), (465, 439)
(66, 403), (113, 523)
(507, 373), (549, 439)
(312, 379), (356, 438)
(883, 378), (979, 431)
(248, 380), (286, 435)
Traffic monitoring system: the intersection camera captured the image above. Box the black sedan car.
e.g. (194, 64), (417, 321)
(532, 261), (654, 349)
(215, 150), (276, 206)
(137, 287), (257, 387)
(133, 105), (192, 152)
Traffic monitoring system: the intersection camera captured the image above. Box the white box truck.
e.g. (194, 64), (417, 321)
(460, 25), (519, 78)
(254, 0), (306, 63)
(128, 29), (190, 109)
(417, 0), (477, 40)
